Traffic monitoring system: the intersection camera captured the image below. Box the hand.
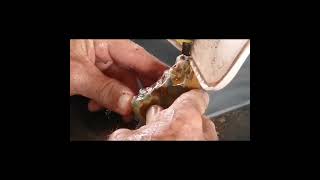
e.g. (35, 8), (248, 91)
(108, 90), (218, 140)
(70, 40), (168, 118)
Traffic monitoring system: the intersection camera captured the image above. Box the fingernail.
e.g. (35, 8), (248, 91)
(146, 105), (163, 124)
(150, 105), (163, 114)
(118, 93), (133, 114)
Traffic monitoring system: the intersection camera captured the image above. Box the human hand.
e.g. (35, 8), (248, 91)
(70, 40), (168, 118)
(109, 90), (218, 140)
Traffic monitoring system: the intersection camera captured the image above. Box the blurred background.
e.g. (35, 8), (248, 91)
(70, 39), (250, 141)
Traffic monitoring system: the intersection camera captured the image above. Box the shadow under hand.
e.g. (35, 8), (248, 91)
(70, 96), (137, 141)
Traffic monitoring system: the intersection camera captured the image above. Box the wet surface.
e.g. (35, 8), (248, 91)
(132, 56), (201, 126)
(70, 39), (250, 141)
(132, 39), (250, 116)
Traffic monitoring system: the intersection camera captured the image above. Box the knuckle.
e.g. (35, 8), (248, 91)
(98, 79), (115, 106)
(169, 108), (202, 132)
(95, 41), (108, 53)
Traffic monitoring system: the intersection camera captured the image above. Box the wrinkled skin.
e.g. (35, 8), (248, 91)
(70, 39), (168, 120)
(109, 90), (218, 140)
(70, 39), (218, 140)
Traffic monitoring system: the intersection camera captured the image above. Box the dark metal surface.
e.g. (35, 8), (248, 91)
(213, 105), (250, 141)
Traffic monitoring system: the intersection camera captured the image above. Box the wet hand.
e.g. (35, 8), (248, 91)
(70, 40), (168, 118)
(109, 90), (218, 140)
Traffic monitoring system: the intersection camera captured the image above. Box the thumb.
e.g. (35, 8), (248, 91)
(170, 89), (209, 115)
(75, 62), (134, 116)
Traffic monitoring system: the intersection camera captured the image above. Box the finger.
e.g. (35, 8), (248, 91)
(99, 40), (169, 82)
(70, 40), (95, 63)
(170, 89), (210, 115)
(95, 58), (113, 70)
(77, 63), (134, 116)
(70, 60), (89, 96)
(99, 63), (140, 94)
(202, 116), (219, 140)
(108, 128), (133, 140)
(109, 128), (153, 141)
(88, 99), (133, 122)
(93, 40), (113, 64)
(146, 105), (164, 124)
(88, 100), (104, 112)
